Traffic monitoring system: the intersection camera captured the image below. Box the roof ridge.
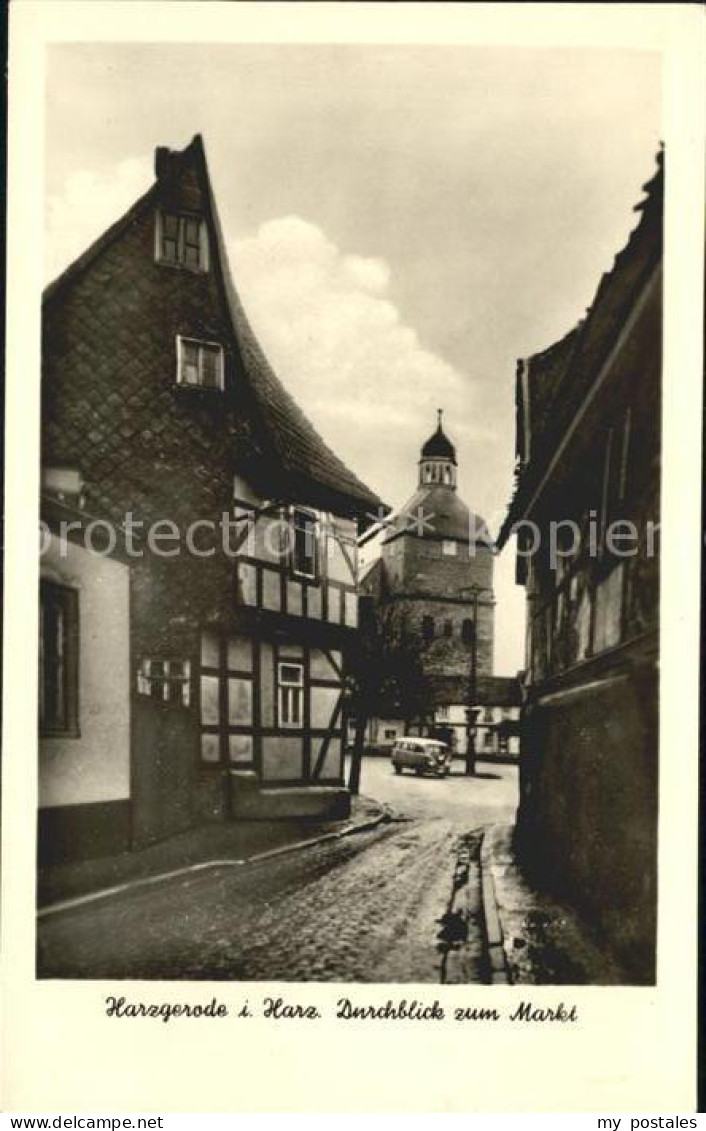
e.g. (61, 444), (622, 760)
(522, 151), (663, 375)
(195, 140), (384, 512)
(44, 134), (205, 304)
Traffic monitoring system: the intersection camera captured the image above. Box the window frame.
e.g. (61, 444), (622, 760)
(176, 336), (225, 391)
(155, 210), (209, 272)
(39, 580), (80, 738)
(137, 657), (192, 707)
(290, 507), (319, 581)
(278, 660), (304, 730)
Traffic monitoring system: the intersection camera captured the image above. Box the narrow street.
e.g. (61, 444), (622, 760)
(37, 759), (517, 984)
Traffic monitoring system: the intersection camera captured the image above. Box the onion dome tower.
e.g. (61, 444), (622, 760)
(379, 410), (496, 697)
(419, 409), (458, 487)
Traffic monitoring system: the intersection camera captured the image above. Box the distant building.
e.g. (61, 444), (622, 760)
(359, 414), (519, 755)
(431, 676), (521, 759)
(40, 134), (383, 864)
(498, 153), (662, 982)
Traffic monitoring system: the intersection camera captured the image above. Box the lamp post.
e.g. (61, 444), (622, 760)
(465, 584), (481, 776)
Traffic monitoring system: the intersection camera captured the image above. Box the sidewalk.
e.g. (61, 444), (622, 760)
(38, 795), (386, 913)
(480, 824), (625, 985)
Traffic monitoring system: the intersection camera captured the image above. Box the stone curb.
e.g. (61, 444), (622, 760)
(441, 839), (474, 985)
(479, 829), (511, 985)
(38, 803), (390, 921)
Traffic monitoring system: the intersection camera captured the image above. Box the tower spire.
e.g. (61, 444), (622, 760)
(437, 407), (443, 429)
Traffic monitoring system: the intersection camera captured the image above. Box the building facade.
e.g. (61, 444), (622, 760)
(498, 154), (662, 982)
(433, 676), (521, 758)
(40, 135), (382, 863)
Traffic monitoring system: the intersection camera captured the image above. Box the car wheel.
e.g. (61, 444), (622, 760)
(393, 765), (402, 775)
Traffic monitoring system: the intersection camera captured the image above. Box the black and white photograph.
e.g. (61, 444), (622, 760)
(3, 0), (703, 1115)
(35, 38), (663, 986)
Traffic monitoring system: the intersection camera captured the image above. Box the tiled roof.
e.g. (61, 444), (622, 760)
(383, 483), (491, 545)
(44, 135), (385, 518)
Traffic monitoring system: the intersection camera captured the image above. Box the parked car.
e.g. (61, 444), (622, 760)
(391, 737), (453, 778)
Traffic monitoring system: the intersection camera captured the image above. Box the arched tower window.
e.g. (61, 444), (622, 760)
(422, 616), (434, 642)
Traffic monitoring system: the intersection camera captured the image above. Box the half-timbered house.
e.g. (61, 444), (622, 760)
(40, 134), (383, 863)
(497, 153), (662, 981)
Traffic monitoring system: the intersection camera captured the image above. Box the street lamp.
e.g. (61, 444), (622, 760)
(464, 584), (481, 776)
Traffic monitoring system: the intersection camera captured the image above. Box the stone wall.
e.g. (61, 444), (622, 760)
(516, 644), (658, 983)
(393, 596), (494, 680)
(384, 535), (493, 597)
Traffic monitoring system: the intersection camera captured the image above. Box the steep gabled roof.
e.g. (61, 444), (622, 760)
(44, 135), (385, 518)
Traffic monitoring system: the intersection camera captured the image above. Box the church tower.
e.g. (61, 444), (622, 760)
(378, 411), (495, 702)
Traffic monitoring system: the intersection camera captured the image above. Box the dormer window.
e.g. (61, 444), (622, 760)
(156, 210), (208, 271)
(176, 336), (224, 390)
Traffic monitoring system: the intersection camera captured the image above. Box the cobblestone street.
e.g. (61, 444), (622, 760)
(38, 760), (518, 983)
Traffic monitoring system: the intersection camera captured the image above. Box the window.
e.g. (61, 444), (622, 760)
(461, 618), (475, 644)
(422, 615), (434, 642)
(137, 658), (191, 706)
(291, 508), (318, 579)
(442, 539), (457, 556)
(278, 661), (303, 728)
(156, 211), (208, 271)
(39, 581), (79, 735)
(443, 619), (453, 638)
(176, 337), (224, 390)
(384, 728), (397, 740)
(436, 706), (449, 722)
(599, 408), (633, 570)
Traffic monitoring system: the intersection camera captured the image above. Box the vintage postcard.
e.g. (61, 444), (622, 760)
(2, 0), (703, 1115)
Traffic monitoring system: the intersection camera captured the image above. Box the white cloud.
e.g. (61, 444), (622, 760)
(231, 216), (490, 503)
(45, 156), (152, 283)
(44, 160), (491, 507)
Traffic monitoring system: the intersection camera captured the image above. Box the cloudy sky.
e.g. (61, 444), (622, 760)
(45, 44), (661, 673)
